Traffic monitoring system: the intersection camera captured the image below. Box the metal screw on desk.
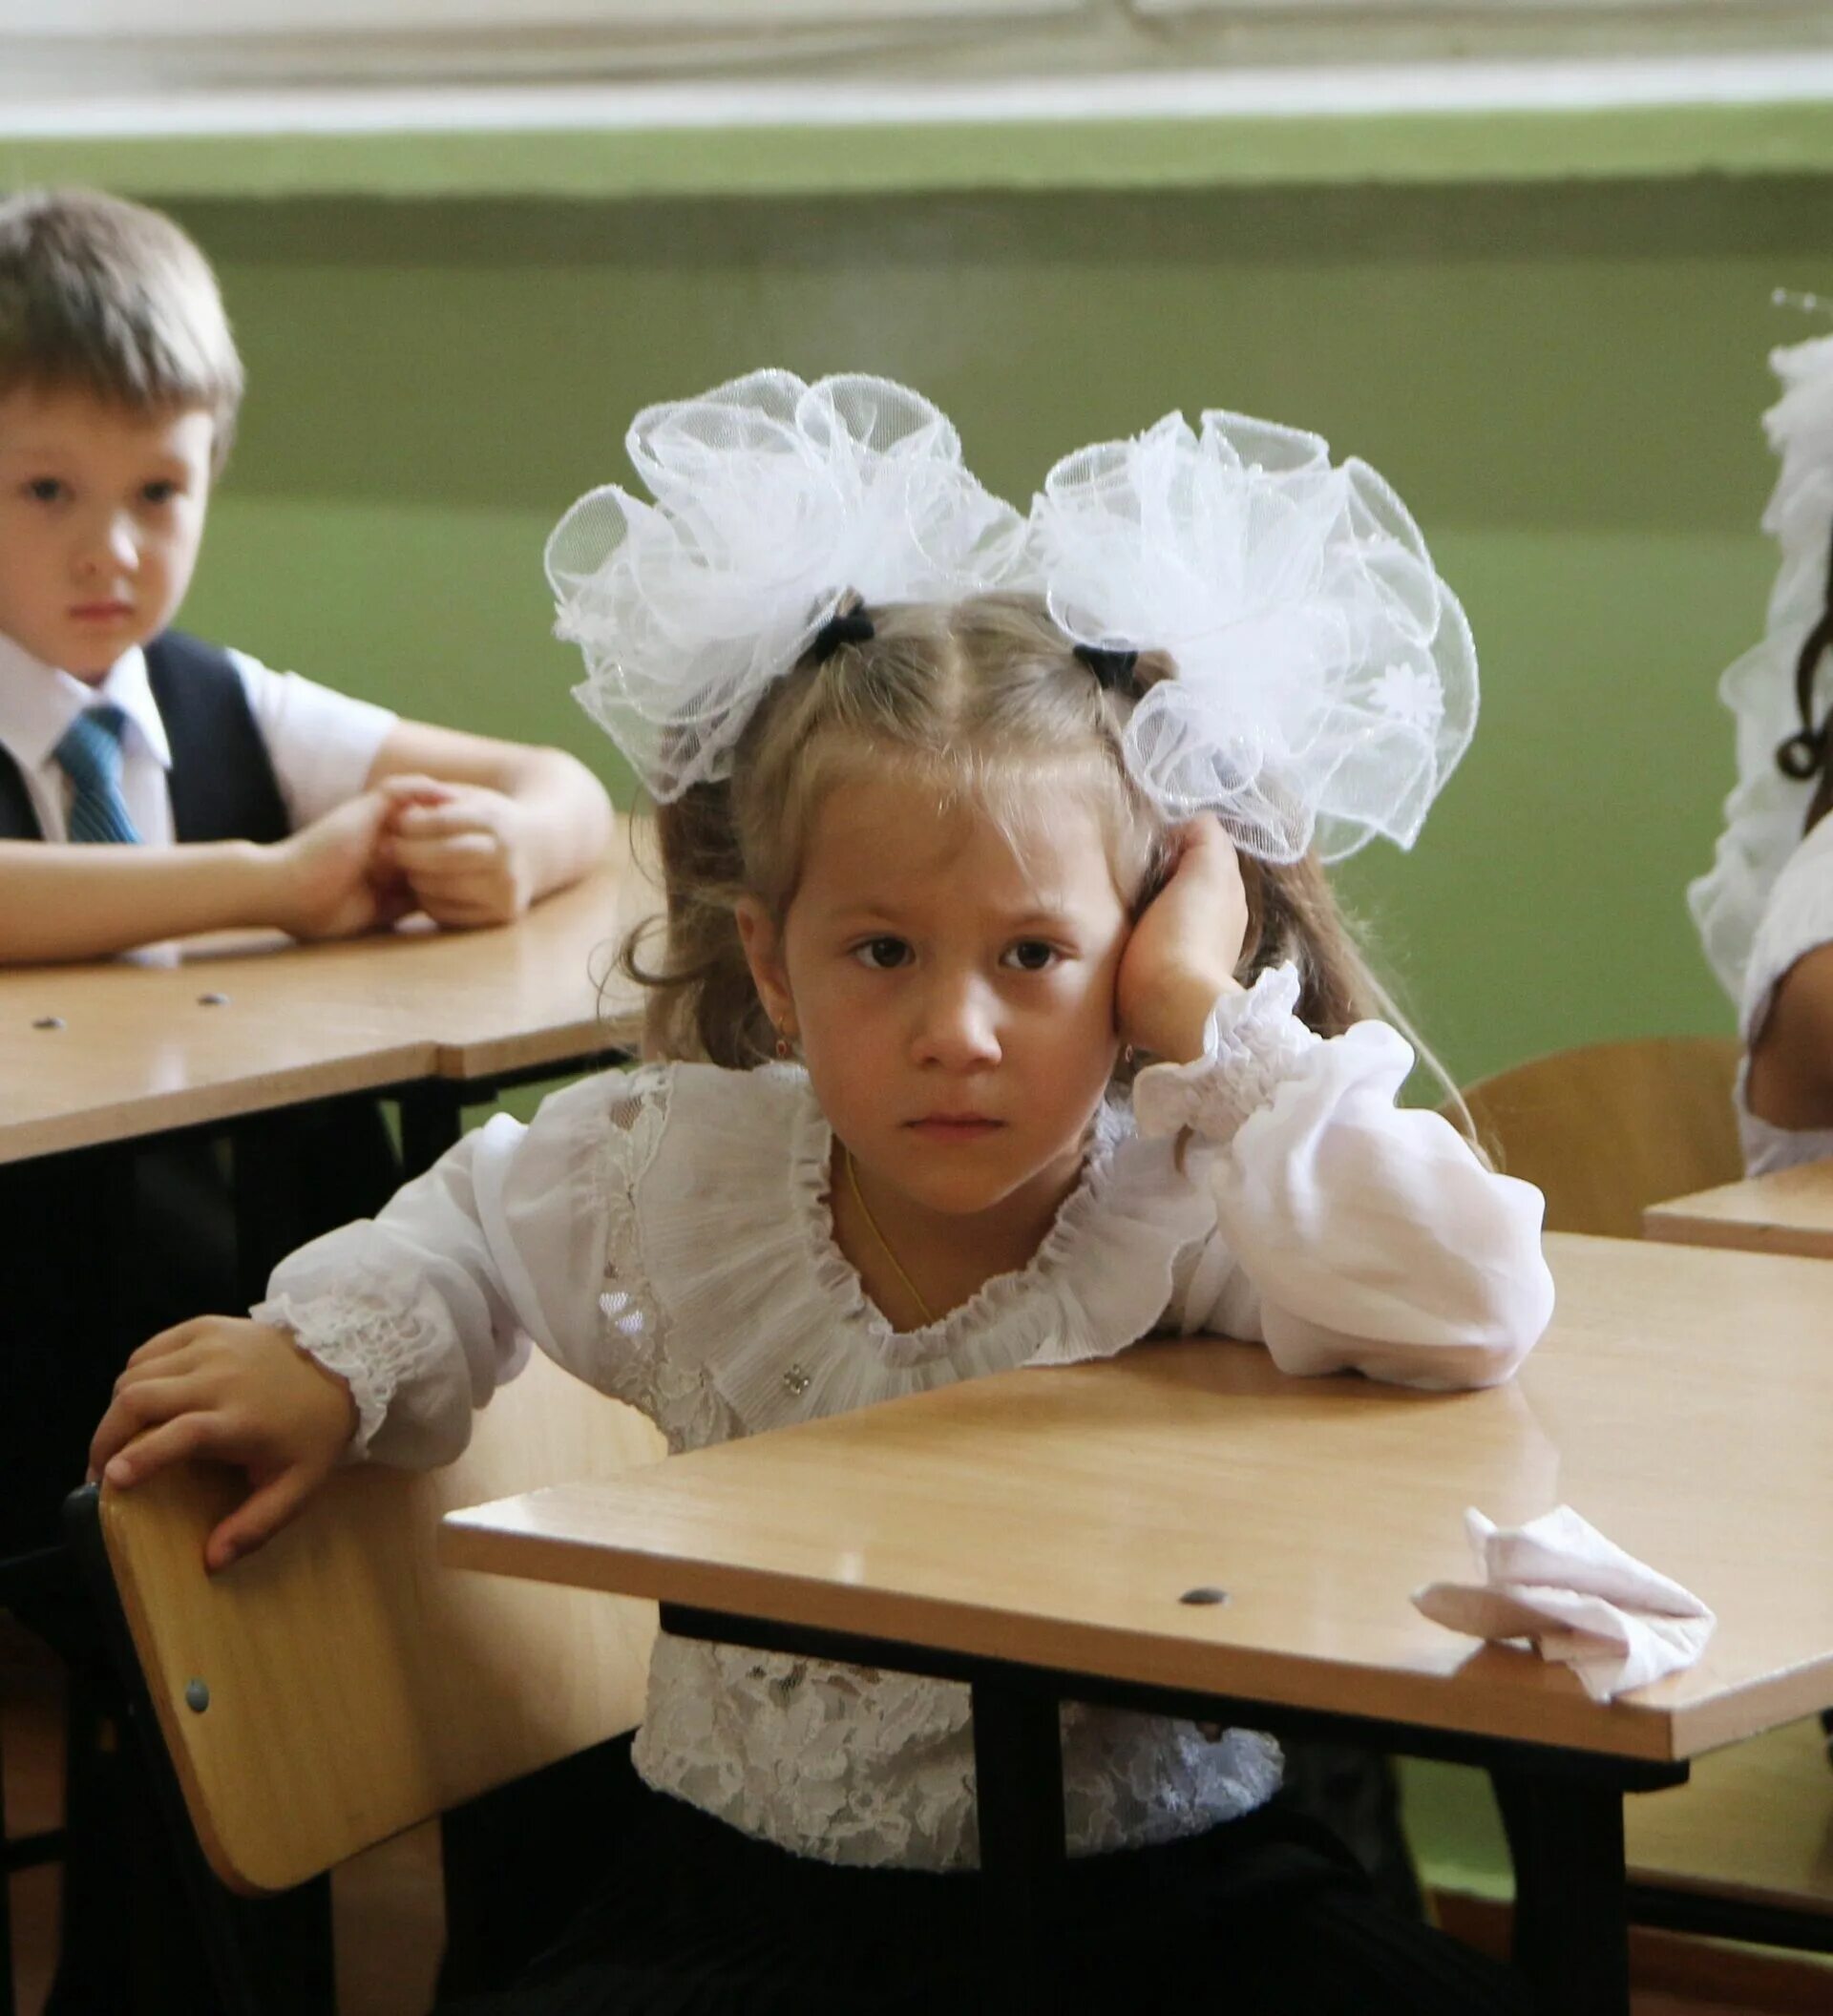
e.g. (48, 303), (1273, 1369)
(32, 1017), (64, 1030)
(197, 993), (230, 1007)
(184, 1679), (211, 1713)
(1178, 1587), (1230, 1606)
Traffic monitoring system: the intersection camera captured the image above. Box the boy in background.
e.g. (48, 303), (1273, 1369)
(0, 186), (615, 1559)
(0, 185), (612, 958)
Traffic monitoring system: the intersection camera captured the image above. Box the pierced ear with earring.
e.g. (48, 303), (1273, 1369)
(773, 1018), (796, 1061)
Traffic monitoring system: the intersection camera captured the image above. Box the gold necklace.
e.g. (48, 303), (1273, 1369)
(844, 1146), (936, 1327)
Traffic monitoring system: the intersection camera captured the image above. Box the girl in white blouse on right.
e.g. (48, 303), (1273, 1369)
(1691, 330), (1833, 1170)
(90, 375), (1549, 2014)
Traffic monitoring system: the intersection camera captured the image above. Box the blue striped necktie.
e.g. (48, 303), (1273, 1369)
(53, 704), (142, 845)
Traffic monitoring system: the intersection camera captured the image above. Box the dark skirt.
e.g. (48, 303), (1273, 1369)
(441, 1746), (1528, 2016)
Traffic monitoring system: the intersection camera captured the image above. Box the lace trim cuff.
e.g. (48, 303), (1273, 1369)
(250, 1288), (436, 1462)
(1132, 963), (1319, 1147)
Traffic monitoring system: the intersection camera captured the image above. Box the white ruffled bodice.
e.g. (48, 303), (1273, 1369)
(605, 1060), (1219, 1449)
(255, 965), (1552, 1871)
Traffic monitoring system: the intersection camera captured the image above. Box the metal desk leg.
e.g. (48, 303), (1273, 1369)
(970, 1673), (1065, 2015)
(1496, 1769), (1630, 2016)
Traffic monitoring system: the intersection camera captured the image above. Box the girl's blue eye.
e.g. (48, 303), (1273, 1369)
(1003, 940), (1061, 973)
(854, 936), (911, 971)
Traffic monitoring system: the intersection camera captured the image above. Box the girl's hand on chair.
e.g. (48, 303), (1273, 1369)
(1115, 815), (1250, 1064)
(87, 1318), (359, 1573)
(376, 775), (538, 928)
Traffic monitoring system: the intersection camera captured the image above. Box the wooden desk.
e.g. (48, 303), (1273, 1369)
(443, 1232), (1833, 2016)
(1645, 1155), (1833, 1259)
(0, 821), (652, 1168)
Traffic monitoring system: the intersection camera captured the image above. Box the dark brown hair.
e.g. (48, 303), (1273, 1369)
(1776, 522), (1833, 833)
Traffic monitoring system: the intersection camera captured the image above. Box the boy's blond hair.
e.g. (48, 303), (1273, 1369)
(0, 187), (243, 469)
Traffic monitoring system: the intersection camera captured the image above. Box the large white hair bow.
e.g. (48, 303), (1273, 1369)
(1025, 410), (1478, 862)
(545, 369), (1026, 801)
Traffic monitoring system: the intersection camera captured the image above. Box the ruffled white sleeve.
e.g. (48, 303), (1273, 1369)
(1134, 965), (1554, 1390)
(250, 1069), (647, 1466)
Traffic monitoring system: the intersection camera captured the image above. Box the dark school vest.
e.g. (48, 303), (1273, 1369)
(0, 635), (395, 1558)
(0, 631), (291, 844)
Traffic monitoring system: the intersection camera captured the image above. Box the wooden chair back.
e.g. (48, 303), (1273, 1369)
(80, 1348), (663, 1896)
(1459, 1036), (1742, 1237)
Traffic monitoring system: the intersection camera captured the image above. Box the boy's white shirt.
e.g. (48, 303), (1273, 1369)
(256, 964), (1556, 1874)
(0, 629), (396, 844)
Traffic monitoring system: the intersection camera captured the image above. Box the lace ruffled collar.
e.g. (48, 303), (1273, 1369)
(785, 1082), (1130, 1368)
(633, 1064), (1216, 1437)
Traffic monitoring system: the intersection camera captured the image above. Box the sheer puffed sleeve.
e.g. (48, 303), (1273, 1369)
(1136, 966), (1553, 1389)
(252, 1069), (661, 1466)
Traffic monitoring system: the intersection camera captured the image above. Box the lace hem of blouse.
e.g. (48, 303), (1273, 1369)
(631, 1632), (1284, 1872)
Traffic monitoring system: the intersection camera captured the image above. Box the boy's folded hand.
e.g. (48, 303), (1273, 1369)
(377, 773), (538, 928)
(271, 791), (416, 940)
(87, 1317), (359, 1574)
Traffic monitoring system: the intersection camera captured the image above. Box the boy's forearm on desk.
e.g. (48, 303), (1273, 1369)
(503, 750), (616, 895)
(365, 718), (614, 902)
(0, 839), (285, 961)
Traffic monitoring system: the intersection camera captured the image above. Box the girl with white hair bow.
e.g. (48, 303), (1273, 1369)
(1690, 331), (1833, 1171)
(92, 371), (1549, 2016)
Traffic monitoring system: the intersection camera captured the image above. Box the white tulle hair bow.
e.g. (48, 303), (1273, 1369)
(545, 372), (1476, 858)
(544, 369), (1027, 801)
(1026, 410), (1478, 862)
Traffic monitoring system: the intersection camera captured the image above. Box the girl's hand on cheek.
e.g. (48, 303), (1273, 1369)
(87, 1317), (359, 1573)
(1115, 815), (1250, 1064)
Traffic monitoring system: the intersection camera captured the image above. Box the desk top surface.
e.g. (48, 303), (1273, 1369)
(444, 1232), (1833, 1764)
(1645, 1155), (1833, 1260)
(0, 822), (651, 1163)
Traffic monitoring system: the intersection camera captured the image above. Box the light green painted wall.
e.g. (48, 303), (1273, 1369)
(104, 175), (1825, 1082)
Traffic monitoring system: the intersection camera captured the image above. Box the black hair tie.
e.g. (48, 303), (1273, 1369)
(810, 608), (875, 663)
(1073, 642), (1142, 698)
(1778, 524), (1833, 782)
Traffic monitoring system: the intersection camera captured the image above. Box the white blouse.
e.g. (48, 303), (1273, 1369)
(1738, 815), (1833, 1175)
(256, 964), (1553, 1873)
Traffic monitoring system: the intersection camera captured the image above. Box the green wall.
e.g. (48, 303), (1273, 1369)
(75, 173), (1825, 1082)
